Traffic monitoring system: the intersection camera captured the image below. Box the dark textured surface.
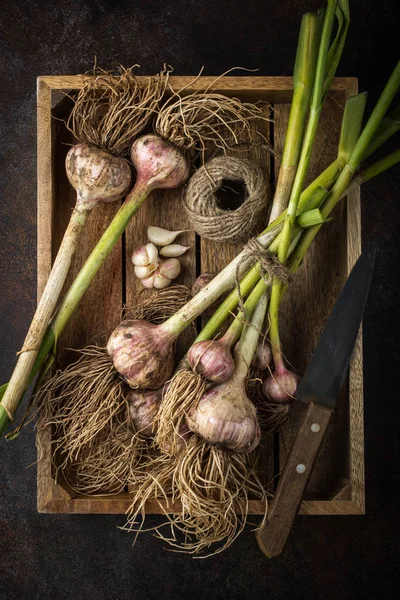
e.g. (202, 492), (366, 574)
(0, 1), (399, 598)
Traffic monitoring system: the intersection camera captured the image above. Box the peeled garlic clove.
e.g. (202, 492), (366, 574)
(131, 242), (159, 267)
(147, 226), (188, 246)
(134, 264), (158, 279)
(160, 244), (190, 258)
(159, 258), (181, 280)
(153, 270), (172, 289)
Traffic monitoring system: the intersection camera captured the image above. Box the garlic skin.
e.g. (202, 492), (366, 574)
(186, 374), (260, 453)
(127, 388), (162, 437)
(159, 258), (181, 280)
(66, 144), (132, 210)
(187, 340), (234, 383)
(262, 368), (299, 404)
(147, 226), (187, 246)
(160, 244), (190, 258)
(107, 321), (176, 389)
(132, 135), (190, 192)
(131, 243), (159, 267)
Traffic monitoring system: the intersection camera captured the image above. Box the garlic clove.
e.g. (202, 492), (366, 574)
(147, 226), (188, 246)
(153, 270), (172, 289)
(132, 242), (159, 267)
(145, 242), (159, 264)
(159, 258), (181, 280)
(160, 244), (190, 258)
(141, 274), (155, 289)
(134, 264), (158, 279)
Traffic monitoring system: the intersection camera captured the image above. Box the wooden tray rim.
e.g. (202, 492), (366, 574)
(36, 75), (364, 516)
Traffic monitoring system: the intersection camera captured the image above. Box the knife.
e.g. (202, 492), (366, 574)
(256, 244), (376, 558)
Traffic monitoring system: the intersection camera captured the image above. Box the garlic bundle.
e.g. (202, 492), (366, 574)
(131, 227), (190, 289)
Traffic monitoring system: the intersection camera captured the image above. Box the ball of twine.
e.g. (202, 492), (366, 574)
(183, 156), (269, 244)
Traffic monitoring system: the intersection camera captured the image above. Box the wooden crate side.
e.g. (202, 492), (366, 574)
(37, 75), (357, 103)
(38, 496), (267, 515)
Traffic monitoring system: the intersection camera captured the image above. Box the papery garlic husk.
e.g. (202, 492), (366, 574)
(107, 320), (176, 389)
(262, 367), (299, 404)
(159, 258), (181, 280)
(131, 242), (159, 267)
(186, 373), (261, 453)
(160, 244), (190, 258)
(134, 263), (158, 279)
(187, 340), (234, 383)
(147, 226), (187, 246)
(66, 144), (132, 210)
(127, 388), (162, 437)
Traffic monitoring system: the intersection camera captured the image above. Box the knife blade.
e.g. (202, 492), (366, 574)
(256, 244), (376, 558)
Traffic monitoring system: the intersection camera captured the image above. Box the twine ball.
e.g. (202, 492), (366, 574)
(183, 156), (269, 244)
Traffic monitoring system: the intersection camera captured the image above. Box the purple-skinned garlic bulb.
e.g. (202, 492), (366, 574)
(186, 293), (269, 453)
(66, 143), (132, 209)
(191, 273), (216, 297)
(107, 320), (177, 389)
(186, 373), (261, 453)
(262, 366), (299, 404)
(252, 338), (272, 370)
(132, 134), (190, 192)
(187, 340), (234, 383)
(127, 388), (162, 436)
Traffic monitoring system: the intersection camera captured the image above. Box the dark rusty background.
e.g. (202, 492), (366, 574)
(0, 1), (399, 598)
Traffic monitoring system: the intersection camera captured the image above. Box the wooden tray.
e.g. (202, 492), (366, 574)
(36, 75), (364, 516)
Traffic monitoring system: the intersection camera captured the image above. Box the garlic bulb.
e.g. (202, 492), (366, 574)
(262, 367), (299, 404)
(147, 226), (187, 246)
(186, 373), (260, 453)
(191, 273), (215, 296)
(252, 338), (272, 370)
(127, 388), (162, 437)
(107, 320), (177, 389)
(187, 340), (234, 383)
(131, 243), (159, 267)
(66, 144), (132, 210)
(160, 244), (190, 258)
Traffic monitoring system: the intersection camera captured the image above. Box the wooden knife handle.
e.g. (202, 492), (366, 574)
(256, 401), (333, 558)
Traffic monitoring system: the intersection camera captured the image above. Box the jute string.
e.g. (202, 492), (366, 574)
(235, 238), (290, 313)
(184, 156), (269, 244)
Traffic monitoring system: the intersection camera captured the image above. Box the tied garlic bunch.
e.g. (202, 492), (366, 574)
(131, 226), (190, 289)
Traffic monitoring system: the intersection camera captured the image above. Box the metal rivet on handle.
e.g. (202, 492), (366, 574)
(311, 423), (321, 433)
(296, 464), (306, 474)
